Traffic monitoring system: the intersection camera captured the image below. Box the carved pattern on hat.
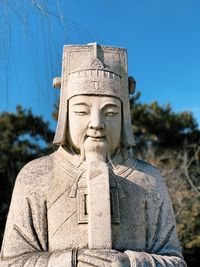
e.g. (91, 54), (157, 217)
(66, 78), (121, 100)
(65, 47), (124, 78)
(86, 58), (105, 70)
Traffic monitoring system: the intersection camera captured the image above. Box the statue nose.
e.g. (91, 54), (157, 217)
(88, 114), (104, 130)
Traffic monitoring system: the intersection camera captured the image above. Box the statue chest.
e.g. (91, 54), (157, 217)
(47, 173), (147, 252)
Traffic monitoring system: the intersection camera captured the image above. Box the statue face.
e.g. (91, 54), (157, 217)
(68, 95), (121, 158)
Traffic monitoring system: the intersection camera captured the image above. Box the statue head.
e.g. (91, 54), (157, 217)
(53, 43), (135, 159)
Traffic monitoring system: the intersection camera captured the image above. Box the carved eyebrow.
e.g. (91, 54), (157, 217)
(72, 102), (90, 107)
(102, 103), (120, 109)
(71, 102), (120, 108)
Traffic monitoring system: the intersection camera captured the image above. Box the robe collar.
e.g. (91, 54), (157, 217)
(50, 146), (137, 198)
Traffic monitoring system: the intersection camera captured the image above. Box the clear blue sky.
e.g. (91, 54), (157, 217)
(0, 0), (200, 129)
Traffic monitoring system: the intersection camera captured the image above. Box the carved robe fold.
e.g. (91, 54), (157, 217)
(0, 146), (186, 266)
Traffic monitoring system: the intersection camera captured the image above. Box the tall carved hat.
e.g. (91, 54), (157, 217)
(53, 43), (135, 147)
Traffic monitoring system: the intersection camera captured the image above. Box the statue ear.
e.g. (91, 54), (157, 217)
(128, 76), (136, 94)
(53, 76), (68, 145)
(53, 77), (61, 88)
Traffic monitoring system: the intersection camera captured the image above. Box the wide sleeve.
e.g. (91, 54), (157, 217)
(0, 165), (72, 267)
(125, 172), (187, 267)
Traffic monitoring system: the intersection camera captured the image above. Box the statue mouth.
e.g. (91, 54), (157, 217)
(87, 135), (106, 141)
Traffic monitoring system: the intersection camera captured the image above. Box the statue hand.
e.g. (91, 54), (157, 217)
(77, 249), (130, 267)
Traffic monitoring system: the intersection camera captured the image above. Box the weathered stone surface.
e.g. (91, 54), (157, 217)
(87, 161), (112, 249)
(0, 43), (186, 267)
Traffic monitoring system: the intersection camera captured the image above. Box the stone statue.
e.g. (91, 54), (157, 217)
(0, 43), (186, 266)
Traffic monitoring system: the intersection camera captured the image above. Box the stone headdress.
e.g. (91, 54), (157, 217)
(53, 43), (135, 147)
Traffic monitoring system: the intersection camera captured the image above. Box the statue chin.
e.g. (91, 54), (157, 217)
(83, 137), (108, 163)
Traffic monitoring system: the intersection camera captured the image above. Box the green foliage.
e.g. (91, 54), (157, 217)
(130, 92), (199, 148)
(0, 106), (54, 244)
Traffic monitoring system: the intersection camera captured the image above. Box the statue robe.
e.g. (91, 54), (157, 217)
(0, 146), (186, 266)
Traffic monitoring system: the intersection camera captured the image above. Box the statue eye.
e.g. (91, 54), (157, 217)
(74, 111), (88, 116)
(105, 111), (118, 117)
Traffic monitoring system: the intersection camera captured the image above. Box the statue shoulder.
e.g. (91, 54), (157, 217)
(134, 158), (162, 178)
(15, 154), (54, 193)
(123, 156), (165, 192)
(123, 154), (161, 178)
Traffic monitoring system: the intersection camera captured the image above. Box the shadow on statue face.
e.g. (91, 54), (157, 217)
(67, 95), (122, 160)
